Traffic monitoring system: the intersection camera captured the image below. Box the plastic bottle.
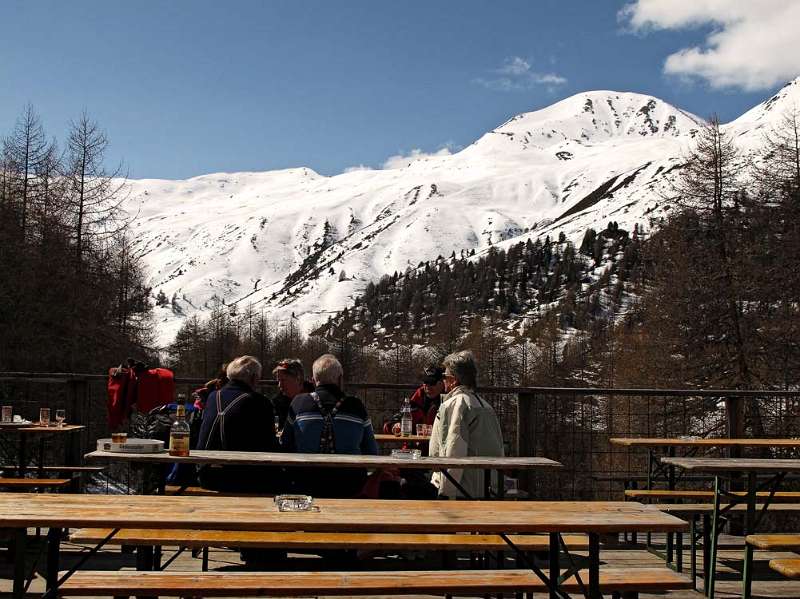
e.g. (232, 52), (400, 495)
(400, 397), (413, 437)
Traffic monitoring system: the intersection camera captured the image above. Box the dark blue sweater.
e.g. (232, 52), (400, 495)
(281, 384), (377, 497)
(196, 380), (284, 492)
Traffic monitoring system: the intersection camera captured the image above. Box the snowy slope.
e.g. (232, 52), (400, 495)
(124, 80), (800, 345)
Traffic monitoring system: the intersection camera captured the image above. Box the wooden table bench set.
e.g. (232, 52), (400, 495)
(612, 436), (800, 598)
(0, 424), (101, 493)
(4, 493), (692, 599)
(0, 446), (698, 599)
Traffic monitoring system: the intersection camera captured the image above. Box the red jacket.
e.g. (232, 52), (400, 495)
(381, 386), (442, 434)
(409, 385), (441, 429)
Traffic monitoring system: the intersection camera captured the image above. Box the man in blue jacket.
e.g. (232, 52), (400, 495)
(196, 355), (284, 493)
(281, 353), (378, 497)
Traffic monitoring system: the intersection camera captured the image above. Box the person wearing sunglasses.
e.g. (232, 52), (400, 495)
(429, 350), (504, 499)
(271, 358), (314, 431)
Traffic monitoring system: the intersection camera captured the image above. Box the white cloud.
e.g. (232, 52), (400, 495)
(343, 164), (372, 173)
(473, 56), (567, 92)
(381, 146), (453, 170)
(620, 0), (800, 91)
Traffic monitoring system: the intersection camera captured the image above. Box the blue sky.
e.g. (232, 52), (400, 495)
(1, 0), (797, 179)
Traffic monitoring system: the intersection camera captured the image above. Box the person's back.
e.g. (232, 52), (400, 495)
(196, 356), (284, 493)
(429, 351), (504, 499)
(281, 354), (377, 497)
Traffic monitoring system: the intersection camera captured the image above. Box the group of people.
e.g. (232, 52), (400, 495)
(190, 350), (505, 500)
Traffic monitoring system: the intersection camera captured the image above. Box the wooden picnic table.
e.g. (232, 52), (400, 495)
(662, 456), (800, 599)
(611, 437), (800, 448)
(0, 424), (85, 476)
(86, 448), (557, 471)
(87, 448), (560, 499)
(610, 437), (800, 492)
(0, 493), (688, 599)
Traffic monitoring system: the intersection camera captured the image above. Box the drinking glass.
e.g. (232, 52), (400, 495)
(416, 424), (424, 436)
(1, 406), (11, 423)
(55, 409), (66, 428)
(39, 407), (51, 427)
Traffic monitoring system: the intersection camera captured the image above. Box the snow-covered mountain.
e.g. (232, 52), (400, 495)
(125, 78), (800, 345)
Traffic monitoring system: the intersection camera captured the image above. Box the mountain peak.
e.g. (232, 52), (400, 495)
(469, 90), (703, 157)
(726, 76), (800, 141)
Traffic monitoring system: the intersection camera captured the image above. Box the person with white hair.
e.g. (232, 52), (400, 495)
(429, 350), (504, 498)
(196, 355), (283, 493)
(281, 353), (378, 498)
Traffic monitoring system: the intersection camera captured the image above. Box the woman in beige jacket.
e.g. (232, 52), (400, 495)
(429, 350), (505, 498)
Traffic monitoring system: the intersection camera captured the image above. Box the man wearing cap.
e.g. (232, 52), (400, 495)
(410, 364), (445, 430)
(271, 358), (314, 431)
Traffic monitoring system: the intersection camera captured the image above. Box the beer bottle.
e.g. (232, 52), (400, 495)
(169, 403), (191, 457)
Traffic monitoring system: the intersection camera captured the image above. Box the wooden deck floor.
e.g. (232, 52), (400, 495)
(3, 532), (800, 598)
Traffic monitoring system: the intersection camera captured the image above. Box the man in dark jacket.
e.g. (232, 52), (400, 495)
(270, 358), (314, 431)
(281, 353), (378, 498)
(196, 355), (284, 493)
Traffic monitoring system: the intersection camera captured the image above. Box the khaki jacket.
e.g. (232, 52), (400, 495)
(429, 385), (504, 498)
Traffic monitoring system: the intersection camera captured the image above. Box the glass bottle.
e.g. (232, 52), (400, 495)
(169, 403), (191, 457)
(400, 397), (413, 437)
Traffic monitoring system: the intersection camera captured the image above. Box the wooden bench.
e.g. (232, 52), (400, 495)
(768, 556), (800, 581)
(745, 535), (800, 586)
(747, 534), (800, 550)
(59, 568), (692, 597)
(626, 489), (800, 502)
(0, 465), (105, 474)
(70, 528), (590, 552)
(653, 504), (800, 593)
(769, 558), (800, 579)
(0, 477), (71, 490)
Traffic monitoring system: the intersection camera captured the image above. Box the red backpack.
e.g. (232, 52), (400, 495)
(107, 363), (175, 428)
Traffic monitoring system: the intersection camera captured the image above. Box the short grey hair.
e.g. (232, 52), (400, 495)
(313, 354), (344, 386)
(226, 355), (262, 384)
(442, 350), (478, 388)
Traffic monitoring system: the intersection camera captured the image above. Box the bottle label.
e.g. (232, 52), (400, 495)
(169, 434), (190, 455)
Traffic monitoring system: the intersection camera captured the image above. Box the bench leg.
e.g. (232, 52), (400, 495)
(690, 516), (697, 590)
(135, 545), (156, 599)
(588, 532), (600, 599)
(708, 476), (722, 599)
(742, 543), (754, 599)
(549, 533), (560, 599)
(46, 527), (62, 593)
(202, 547), (209, 572)
(12, 528), (27, 599)
(702, 514), (711, 597)
(666, 531), (674, 566)
(675, 531), (683, 573)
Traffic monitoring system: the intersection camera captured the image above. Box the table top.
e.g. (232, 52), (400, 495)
(374, 434), (430, 443)
(0, 494), (687, 533)
(0, 423), (84, 434)
(662, 457), (800, 473)
(86, 449), (561, 471)
(610, 437), (800, 448)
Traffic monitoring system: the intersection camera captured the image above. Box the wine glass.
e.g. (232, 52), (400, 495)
(55, 409), (66, 428)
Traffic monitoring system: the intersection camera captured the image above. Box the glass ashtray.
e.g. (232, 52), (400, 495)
(391, 448), (422, 459)
(274, 494), (318, 512)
